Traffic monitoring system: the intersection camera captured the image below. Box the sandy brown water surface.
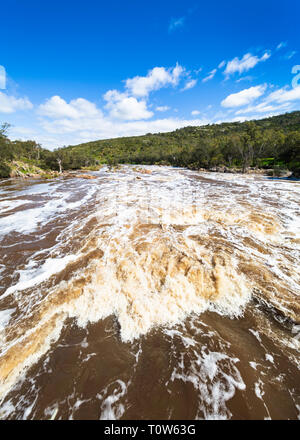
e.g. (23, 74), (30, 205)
(0, 165), (299, 419)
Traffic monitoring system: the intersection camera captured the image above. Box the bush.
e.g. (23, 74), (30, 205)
(0, 162), (11, 178)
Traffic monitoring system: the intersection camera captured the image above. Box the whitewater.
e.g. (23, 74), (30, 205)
(0, 165), (299, 419)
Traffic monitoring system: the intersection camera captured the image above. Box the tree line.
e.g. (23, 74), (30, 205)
(0, 123), (98, 177)
(1, 111), (299, 178)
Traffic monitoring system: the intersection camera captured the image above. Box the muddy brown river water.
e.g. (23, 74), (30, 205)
(0, 165), (299, 419)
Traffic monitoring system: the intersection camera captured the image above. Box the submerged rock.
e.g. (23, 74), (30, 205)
(75, 174), (97, 180)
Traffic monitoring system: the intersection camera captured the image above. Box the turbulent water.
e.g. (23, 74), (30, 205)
(0, 165), (299, 420)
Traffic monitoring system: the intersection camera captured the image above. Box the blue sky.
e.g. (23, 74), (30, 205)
(0, 0), (299, 149)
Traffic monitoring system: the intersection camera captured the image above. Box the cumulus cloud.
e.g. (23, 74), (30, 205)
(0, 91), (33, 113)
(101, 64), (186, 121)
(103, 90), (153, 120)
(221, 85), (267, 108)
(38, 93), (209, 140)
(36, 63), (194, 145)
(39, 65), (186, 124)
(125, 64), (184, 98)
(34, 70), (210, 148)
(14, 59), (298, 151)
(202, 69), (217, 83)
(38, 115), (210, 149)
(41, 117), (189, 137)
(39, 96), (101, 119)
(224, 52), (271, 77)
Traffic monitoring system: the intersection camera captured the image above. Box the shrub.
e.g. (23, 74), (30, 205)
(0, 162), (11, 178)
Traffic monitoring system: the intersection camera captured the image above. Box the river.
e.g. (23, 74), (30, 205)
(0, 165), (299, 419)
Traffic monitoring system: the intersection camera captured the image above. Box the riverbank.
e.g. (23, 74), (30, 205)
(1, 161), (299, 180)
(3, 161), (59, 179)
(1, 161), (101, 180)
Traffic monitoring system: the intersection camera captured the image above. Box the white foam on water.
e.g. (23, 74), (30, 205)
(167, 345), (245, 420)
(0, 165), (299, 412)
(0, 181), (98, 236)
(0, 316), (65, 404)
(265, 354), (274, 363)
(164, 329), (196, 348)
(254, 380), (264, 400)
(249, 329), (262, 343)
(0, 398), (15, 419)
(2, 255), (80, 298)
(0, 199), (29, 214)
(98, 380), (128, 420)
(0, 309), (15, 330)
(253, 378), (272, 418)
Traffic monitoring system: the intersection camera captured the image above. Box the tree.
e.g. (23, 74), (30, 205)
(237, 122), (260, 172)
(0, 122), (10, 137)
(220, 135), (240, 167)
(278, 131), (300, 172)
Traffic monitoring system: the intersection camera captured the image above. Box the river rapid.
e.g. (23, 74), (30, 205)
(0, 165), (299, 420)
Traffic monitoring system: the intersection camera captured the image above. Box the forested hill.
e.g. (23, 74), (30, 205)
(59, 110), (300, 173)
(1, 111), (300, 177)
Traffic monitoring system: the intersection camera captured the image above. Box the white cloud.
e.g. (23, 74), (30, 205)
(265, 85), (300, 103)
(10, 58), (298, 152)
(232, 111), (289, 123)
(218, 60), (226, 69)
(109, 97), (152, 120)
(38, 115), (210, 149)
(103, 90), (153, 120)
(35, 64), (196, 146)
(235, 102), (290, 115)
(221, 85), (267, 108)
(11, 126), (37, 136)
(224, 52), (271, 76)
(213, 110), (288, 125)
(202, 69), (217, 83)
(168, 17), (185, 32)
(38, 65), (187, 130)
(231, 84), (300, 116)
(39, 93), (160, 125)
(236, 76), (253, 83)
(276, 42), (287, 51)
(181, 79), (197, 91)
(194, 67), (203, 74)
(125, 64), (184, 98)
(0, 91), (33, 113)
(261, 52), (271, 61)
(156, 106), (170, 112)
(0, 66), (6, 89)
(284, 51), (297, 60)
(39, 96), (101, 119)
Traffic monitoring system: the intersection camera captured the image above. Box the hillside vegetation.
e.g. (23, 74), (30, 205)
(1, 111), (300, 178)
